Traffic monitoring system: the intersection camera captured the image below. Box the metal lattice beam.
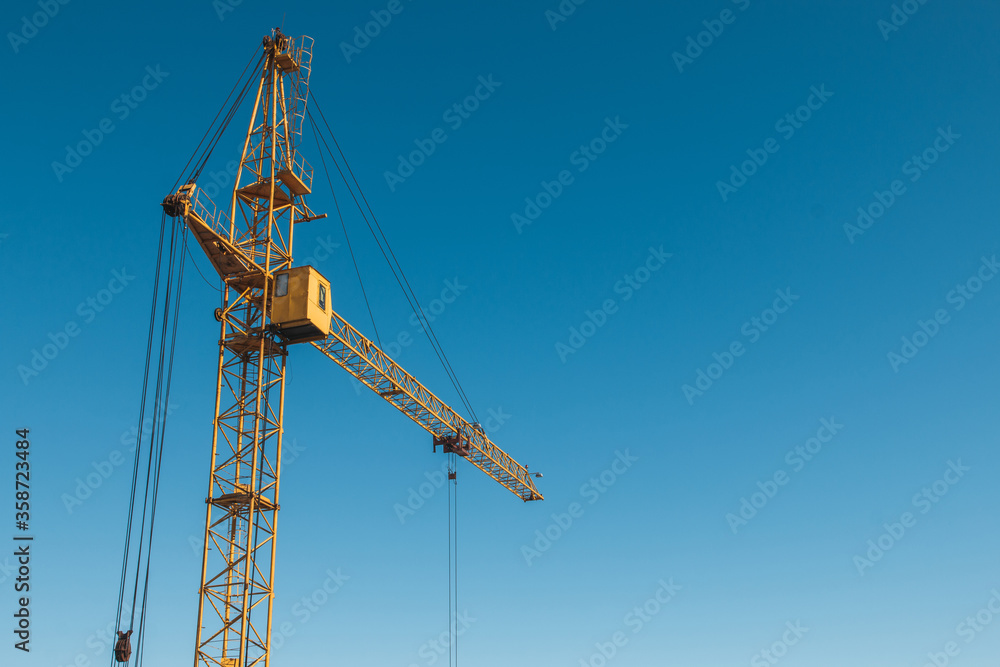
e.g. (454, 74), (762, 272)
(312, 311), (543, 502)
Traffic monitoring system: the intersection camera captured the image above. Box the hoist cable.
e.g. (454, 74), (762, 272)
(188, 55), (264, 185)
(308, 117), (383, 349)
(112, 213), (186, 667)
(171, 45), (265, 193)
(303, 99), (456, 396)
(447, 462), (454, 667)
(447, 454), (460, 667)
(112, 37), (278, 667)
(309, 95), (479, 424)
(119, 48), (260, 658)
(127, 216), (178, 628)
(111, 211), (169, 663)
(454, 460), (459, 667)
(134, 227), (187, 667)
(185, 240), (222, 292)
(173, 47), (265, 292)
(306, 99), (479, 423)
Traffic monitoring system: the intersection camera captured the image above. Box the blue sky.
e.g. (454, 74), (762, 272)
(4, 1), (1000, 666)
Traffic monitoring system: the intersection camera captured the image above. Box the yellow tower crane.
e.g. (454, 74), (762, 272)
(158, 28), (542, 667)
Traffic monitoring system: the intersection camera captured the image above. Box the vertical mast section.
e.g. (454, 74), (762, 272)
(164, 29), (315, 667)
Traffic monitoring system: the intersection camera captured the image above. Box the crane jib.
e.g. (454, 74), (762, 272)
(312, 311), (543, 502)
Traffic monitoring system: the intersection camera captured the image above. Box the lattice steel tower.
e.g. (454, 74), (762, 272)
(164, 29), (318, 667)
(161, 27), (541, 667)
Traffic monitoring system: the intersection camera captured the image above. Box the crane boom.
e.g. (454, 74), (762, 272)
(312, 311), (543, 501)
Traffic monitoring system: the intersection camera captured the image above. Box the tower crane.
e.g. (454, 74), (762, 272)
(152, 28), (542, 667)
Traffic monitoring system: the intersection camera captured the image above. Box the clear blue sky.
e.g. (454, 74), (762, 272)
(4, 1), (1000, 666)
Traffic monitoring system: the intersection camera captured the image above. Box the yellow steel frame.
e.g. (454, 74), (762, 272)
(313, 313), (543, 501)
(186, 30), (311, 667)
(162, 27), (542, 667)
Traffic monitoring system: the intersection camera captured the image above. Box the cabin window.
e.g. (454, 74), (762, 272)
(275, 273), (288, 297)
(318, 284), (327, 310)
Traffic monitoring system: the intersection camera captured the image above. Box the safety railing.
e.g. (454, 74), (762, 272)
(189, 185), (230, 238)
(287, 151), (314, 194)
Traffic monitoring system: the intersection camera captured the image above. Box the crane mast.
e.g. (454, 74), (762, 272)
(162, 30), (317, 667)
(159, 27), (541, 667)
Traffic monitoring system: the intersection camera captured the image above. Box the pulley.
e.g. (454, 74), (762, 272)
(114, 630), (133, 663)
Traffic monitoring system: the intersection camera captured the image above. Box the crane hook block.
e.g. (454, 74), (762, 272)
(114, 630), (133, 663)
